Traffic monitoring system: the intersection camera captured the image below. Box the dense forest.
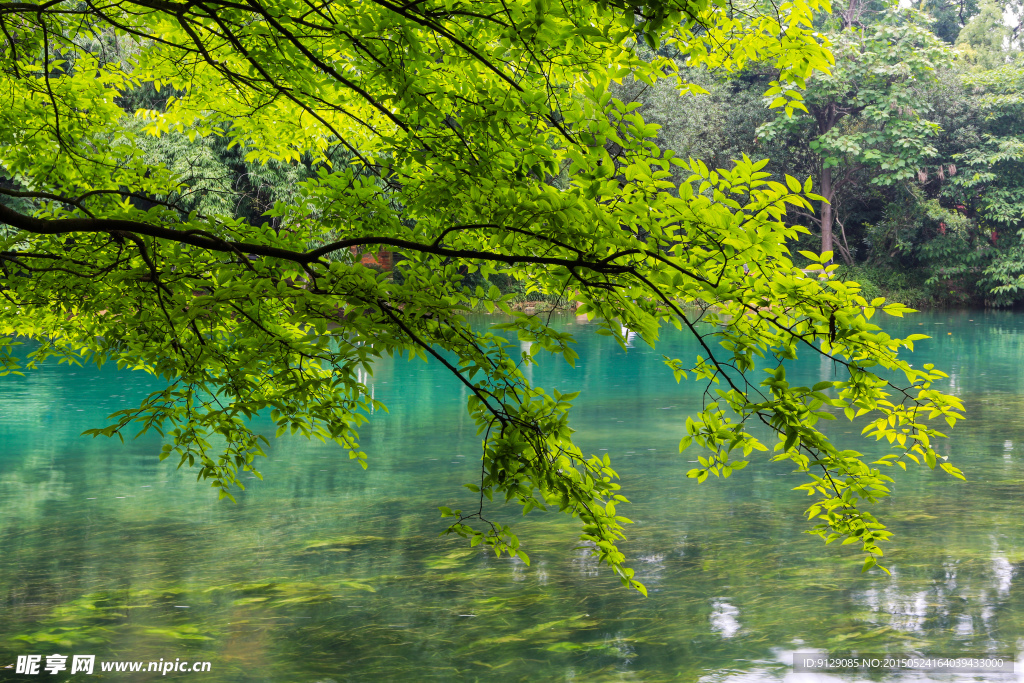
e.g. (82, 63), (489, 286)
(624, 0), (1024, 308)
(10, 0), (1018, 308)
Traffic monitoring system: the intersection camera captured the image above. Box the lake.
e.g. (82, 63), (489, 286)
(1, 310), (1023, 682)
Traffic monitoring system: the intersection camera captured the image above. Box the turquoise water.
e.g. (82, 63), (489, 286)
(2, 310), (1024, 681)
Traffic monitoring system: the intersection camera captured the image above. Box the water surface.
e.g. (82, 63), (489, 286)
(1, 310), (1023, 682)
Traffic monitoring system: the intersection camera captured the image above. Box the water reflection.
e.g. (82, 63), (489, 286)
(520, 339), (533, 384)
(710, 599), (742, 639)
(620, 323), (638, 348)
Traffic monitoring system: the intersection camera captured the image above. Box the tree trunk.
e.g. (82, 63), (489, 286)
(843, 0), (861, 28)
(820, 164), (834, 261)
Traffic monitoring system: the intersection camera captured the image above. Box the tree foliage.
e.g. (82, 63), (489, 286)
(0, 0), (965, 593)
(758, 6), (948, 263)
(619, 0), (1024, 307)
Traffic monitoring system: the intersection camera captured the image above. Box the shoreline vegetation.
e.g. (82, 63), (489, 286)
(832, 264), (1002, 310)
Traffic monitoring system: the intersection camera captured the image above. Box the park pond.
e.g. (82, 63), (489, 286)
(1, 310), (1024, 681)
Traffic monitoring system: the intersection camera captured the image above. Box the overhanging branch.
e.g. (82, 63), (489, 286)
(0, 201), (636, 274)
